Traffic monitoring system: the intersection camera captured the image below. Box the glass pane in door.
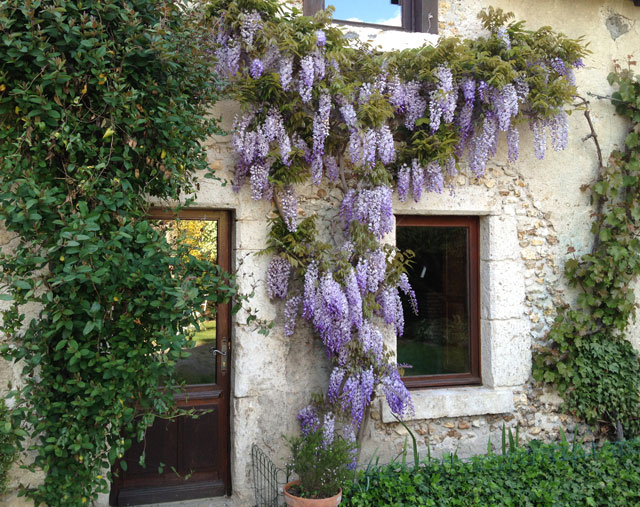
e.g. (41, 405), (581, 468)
(162, 218), (219, 385)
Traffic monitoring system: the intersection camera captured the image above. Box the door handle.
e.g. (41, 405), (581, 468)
(210, 337), (228, 375)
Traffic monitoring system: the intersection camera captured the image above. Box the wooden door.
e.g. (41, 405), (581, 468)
(110, 210), (232, 506)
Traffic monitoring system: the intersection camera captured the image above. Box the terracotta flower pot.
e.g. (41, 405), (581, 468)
(283, 480), (342, 507)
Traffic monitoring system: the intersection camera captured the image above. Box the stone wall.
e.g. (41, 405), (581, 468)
(1, 0), (639, 505)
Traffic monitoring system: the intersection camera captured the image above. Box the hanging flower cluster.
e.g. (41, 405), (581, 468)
(206, 0), (586, 446)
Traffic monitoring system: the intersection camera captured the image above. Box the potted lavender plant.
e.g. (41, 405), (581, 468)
(283, 414), (357, 506)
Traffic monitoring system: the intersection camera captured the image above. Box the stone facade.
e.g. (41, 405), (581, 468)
(1, 0), (640, 505)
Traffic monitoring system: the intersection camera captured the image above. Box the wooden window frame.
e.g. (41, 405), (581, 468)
(395, 215), (481, 389)
(303, 0), (438, 34)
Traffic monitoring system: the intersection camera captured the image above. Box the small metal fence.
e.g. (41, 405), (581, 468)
(251, 444), (290, 507)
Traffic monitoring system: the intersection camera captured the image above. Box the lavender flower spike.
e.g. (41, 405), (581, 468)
(266, 256), (291, 299)
(250, 58), (263, 79)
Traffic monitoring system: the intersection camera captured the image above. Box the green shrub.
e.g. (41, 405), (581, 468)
(286, 427), (357, 499)
(0, 399), (17, 495)
(344, 439), (640, 506)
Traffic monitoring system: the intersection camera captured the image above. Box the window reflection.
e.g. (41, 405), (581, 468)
(328, 0), (402, 27)
(155, 218), (219, 385)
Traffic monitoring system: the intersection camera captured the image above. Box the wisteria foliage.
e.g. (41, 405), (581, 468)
(206, 0), (586, 443)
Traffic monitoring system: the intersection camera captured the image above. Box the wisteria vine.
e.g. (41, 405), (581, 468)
(205, 0), (587, 448)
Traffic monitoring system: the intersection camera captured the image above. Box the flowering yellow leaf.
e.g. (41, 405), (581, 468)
(103, 127), (115, 139)
(160, 149), (166, 159)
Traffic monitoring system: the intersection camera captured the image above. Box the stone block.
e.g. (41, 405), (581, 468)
(481, 259), (525, 320)
(235, 218), (270, 250)
(480, 214), (520, 261)
(481, 319), (531, 387)
(381, 386), (514, 423)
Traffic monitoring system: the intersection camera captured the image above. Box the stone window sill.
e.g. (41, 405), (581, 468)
(381, 386), (515, 423)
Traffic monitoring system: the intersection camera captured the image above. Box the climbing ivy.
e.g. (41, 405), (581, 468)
(534, 57), (640, 438)
(0, 0), (236, 505)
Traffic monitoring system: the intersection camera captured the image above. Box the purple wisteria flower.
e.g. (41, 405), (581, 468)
(328, 367), (346, 403)
(404, 81), (427, 130)
(311, 93), (332, 184)
(550, 57), (567, 76)
(316, 29), (327, 47)
(445, 155), (457, 176)
(266, 256), (291, 299)
(458, 78), (476, 136)
(358, 82), (373, 105)
(530, 118), (547, 160)
(425, 161), (444, 194)
(358, 321), (383, 362)
(240, 10), (262, 48)
(411, 159), (424, 202)
(314, 50), (326, 81)
(507, 125), (519, 162)
(299, 55), (315, 103)
(280, 56), (293, 90)
(398, 273), (418, 315)
(366, 249), (387, 293)
(340, 103), (358, 130)
(397, 164), (410, 202)
(280, 185), (298, 231)
(388, 75), (405, 110)
(496, 26), (511, 50)
(250, 58), (264, 79)
(284, 295), (301, 336)
(298, 405), (320, 435)
(249, 161), (270, 200)
(303, 262), (319, 320)
(322, 413), (335, 448)
(376, 125), (395, 165)
(514, 76), (530, 102)
(344, 269), (363, 329)
(429, 65), (457, 132)
(468, 115), (498, 176)
(215, 42), (242, 76)
(492, 84), (518, 131)
(382, 366), (414, 419)
(324, 155), (339, 182)
(340, 370), (374, 429)
(550, 111), (569, 151)
(348, 130), (362, 166)
(340, 189), (355, 227)
(345, 187), (394, 238)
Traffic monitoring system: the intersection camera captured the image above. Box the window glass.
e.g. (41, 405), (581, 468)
(328, 0), (402, 27)
(396, 225), (471, 376)
(156, 218), (219, 385)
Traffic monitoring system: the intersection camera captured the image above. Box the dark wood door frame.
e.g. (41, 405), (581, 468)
(110, 209), (232, 506)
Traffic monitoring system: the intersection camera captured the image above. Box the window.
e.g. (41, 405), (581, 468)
(396, 215), (480, 388)
(303, 0), (438, 34)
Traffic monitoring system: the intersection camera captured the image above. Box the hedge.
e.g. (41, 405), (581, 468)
(344, 438), (640, 506)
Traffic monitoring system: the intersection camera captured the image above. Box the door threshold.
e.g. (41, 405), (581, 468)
(116, 481), (226, 506)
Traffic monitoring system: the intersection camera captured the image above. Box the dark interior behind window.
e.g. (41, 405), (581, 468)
(396, 215), (480, 388)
